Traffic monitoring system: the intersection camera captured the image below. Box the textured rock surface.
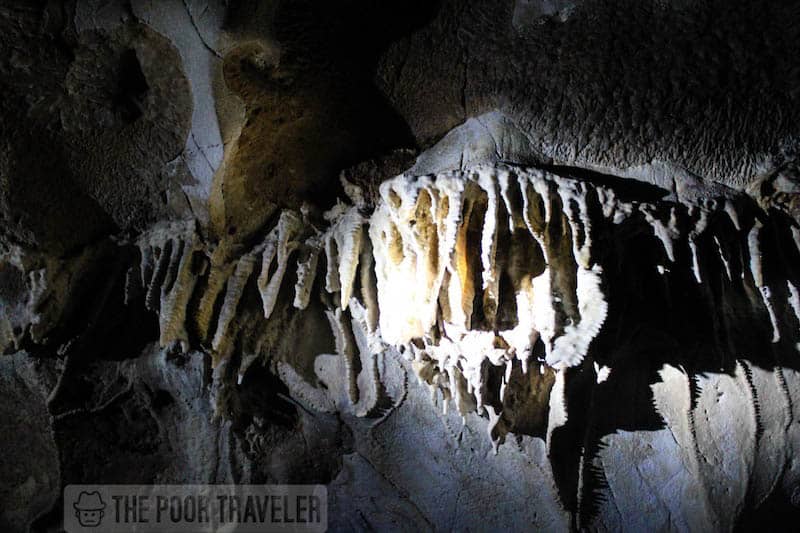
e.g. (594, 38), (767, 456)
(2, 1), (800, 531)
(0, 353), (60, 532)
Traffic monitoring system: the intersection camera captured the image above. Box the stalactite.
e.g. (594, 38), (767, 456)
(110, 162), (800, 463)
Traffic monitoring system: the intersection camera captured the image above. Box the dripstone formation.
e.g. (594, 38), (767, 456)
(2, 1), (800, 531)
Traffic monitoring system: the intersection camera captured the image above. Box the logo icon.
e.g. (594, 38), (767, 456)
(73, 491), (106, 527)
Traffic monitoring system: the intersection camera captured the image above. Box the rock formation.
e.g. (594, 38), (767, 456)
(2, 0), (800, 531)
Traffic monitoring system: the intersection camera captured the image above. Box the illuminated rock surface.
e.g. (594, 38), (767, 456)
(2, 1), (800, 531)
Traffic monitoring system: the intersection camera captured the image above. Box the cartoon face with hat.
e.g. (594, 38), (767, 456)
(73, 491), (106, 527)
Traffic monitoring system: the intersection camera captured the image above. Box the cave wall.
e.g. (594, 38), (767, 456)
(2, 1), (800, 531)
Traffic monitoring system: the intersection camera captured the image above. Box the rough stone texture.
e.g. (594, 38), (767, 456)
(378, 0), (800, 187)
(2, 1), (800, 531)
(1, 2), (195, 253)
(0, 353), (60, 533)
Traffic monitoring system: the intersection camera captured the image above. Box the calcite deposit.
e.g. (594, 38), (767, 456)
(2, 1), (800, 531)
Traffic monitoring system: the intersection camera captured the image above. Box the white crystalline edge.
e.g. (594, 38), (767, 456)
(293, 240), (320, 310)
(444, 183), (476, 331)
(788, 282), (800, 332)
(324, 232), (341, 293)
(714, 236), (732, 281)
(259, 211), (302, 320)
(132, 221), (199, 350)
(212, 254), (257, 353)
(131, 216), (316, 355)
(477, 170), (500, 311)
(593, 362), (611, 384)
(500, 288), (541, 365)
(348, 298), (382, 416)
(159, 238), (199, 351)
(370, 174), (468, 344)
(689, 239), (702, 283)
(747, 222), (764, 287)
(498, 169), (520, 233)
(546, 369), (568, 446)
(332, 208), (364, 310)
(370, 200), (427, 344)
(278, 361), (335, 413)
(546, 265), (608, 369)
(688, 207), (710, 283)
(349, 298), (383, 356)
(519, 173), (542, 239)
(642, 206), (676, 263)
(435, 175), (467, 328)
(725, 199), (742, 231)
(325, 306), (360, 404)
(554, 176), (592, 269)
(760, 286), (781, 344)
(747, 221), (780, 342)
(399, 179), (440, 331)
